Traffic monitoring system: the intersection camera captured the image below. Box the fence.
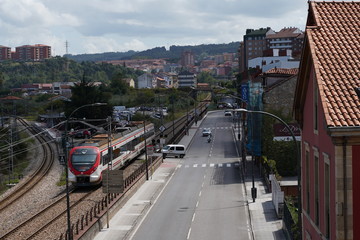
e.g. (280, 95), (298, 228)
(283, 201), (298, 240)
(269, 174), (284, 218)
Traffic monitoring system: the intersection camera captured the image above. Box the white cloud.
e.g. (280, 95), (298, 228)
(0, 0), (315, 56)
(81, 37), (148, 54)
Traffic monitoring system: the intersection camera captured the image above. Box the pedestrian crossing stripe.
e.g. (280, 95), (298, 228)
(178, 163), (240, 168)
(199, 127), (231, 130)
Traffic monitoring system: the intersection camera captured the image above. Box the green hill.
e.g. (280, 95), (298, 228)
(65, 42), (240, 62)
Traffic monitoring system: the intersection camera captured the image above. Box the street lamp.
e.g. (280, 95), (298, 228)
(234, 108), (301, 237)
(229, 95), (248, 173)
(63, 102), (107, 240)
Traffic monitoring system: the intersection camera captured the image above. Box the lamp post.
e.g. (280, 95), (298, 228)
(63, 102), (107, 240)
(229, 95), (248, 173)
(234, 108), (301, 237)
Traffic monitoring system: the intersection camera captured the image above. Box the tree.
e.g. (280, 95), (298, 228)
(0, 72), (4, 90)
(66, 80), (112, 119)
(197, 71), (216, 85)
(110, 72), (129, 94)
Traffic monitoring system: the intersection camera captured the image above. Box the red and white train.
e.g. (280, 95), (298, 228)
(68, 122), (155, 186)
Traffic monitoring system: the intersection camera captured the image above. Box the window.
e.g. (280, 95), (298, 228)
(314, 153), (319, 226)
(314, 81), (318, 132)
(306, 150), (310, 214)
(325, 160), (330, 238)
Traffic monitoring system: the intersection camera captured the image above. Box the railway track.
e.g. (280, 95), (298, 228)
(1, 189), (92, 240)
(0, 118), (55, 212)
(0, 102), (209, 239)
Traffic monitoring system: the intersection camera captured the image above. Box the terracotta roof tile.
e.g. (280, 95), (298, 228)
(307, 1), (360, 127)
(263, 68), (299, 75)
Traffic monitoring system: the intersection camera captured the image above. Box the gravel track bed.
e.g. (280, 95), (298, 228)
(34, 161), (144, 240)
(0, 135), (65, 237)
(0, 138), (144, 240)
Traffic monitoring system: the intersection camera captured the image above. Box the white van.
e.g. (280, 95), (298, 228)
(161, 144), (186, 158)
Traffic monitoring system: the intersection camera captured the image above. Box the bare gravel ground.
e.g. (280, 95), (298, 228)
(0, 130), (65, 237)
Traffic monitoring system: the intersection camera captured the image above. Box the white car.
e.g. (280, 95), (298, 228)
(224, 110), (232, 116)
(161, 144), (186, 158)
(202, 128), (212, 137)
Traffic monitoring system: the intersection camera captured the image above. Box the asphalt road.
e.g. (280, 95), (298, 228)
(130, 111), (251, 240)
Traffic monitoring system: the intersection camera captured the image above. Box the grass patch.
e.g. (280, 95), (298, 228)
(57, 171), (66, 186)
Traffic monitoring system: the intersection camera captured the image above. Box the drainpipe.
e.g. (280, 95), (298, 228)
(343, 136), (348, 240)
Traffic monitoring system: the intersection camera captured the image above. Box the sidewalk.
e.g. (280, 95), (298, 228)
(234, 121), (286, 240)
(243, 156), (286, 239)
(93, 119), (285, 240)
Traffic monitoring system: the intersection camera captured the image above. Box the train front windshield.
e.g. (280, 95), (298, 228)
(71, 148), (98, 172)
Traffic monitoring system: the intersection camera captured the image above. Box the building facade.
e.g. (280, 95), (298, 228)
(242, 27), (275, 70)
(1, 44), (51, 61)
(137, 73), (156, 89)
(177, 71), (197, 88)
(0, 46), (11, 60)
(294, 2), (360, 239)
(265, 27), (304, 58)
(180, 51), (195, 67)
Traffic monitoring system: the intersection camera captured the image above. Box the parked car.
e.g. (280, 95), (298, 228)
(224, 110), (232, 116)
(202, 128), (212, 137)
(161, 144), (186, 158)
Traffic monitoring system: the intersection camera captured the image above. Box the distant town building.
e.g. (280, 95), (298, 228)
(178, 71), (197, 87)
(214, 55), (225, 64)
(163, 63), (180, 73)
(180, 51), (195, 67)
(0, 46), (11, 60)
(0, 44), (51, 61)
(243, 27), (275, 70)
(155, 72), (178, 88)
(137, 73), (156, 89)
(223, 53), (235, 62)
(123, 78), (135, 88)
(248, 55), (299, 72)
(264, 27), (304, 59)
(13, 44), (51, 61)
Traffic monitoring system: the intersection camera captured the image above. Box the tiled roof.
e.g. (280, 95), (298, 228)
(264, 68), (299, 75)
(0, 96), (22, 100)
(266, 27), (303, 39)
(306, 1), (360, 127)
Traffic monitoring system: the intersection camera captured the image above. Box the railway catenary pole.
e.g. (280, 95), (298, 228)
(63, 103), (107, 240)
(106, 116), (112, 228)
(144, 121), (149, 180)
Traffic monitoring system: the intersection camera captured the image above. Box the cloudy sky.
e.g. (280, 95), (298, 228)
(0, 0), (311, 56)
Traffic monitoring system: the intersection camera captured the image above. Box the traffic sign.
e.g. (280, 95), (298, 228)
(102, 170), (124, 193)
(159, 125), (166, 132)
(58, 155), (65, 165)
